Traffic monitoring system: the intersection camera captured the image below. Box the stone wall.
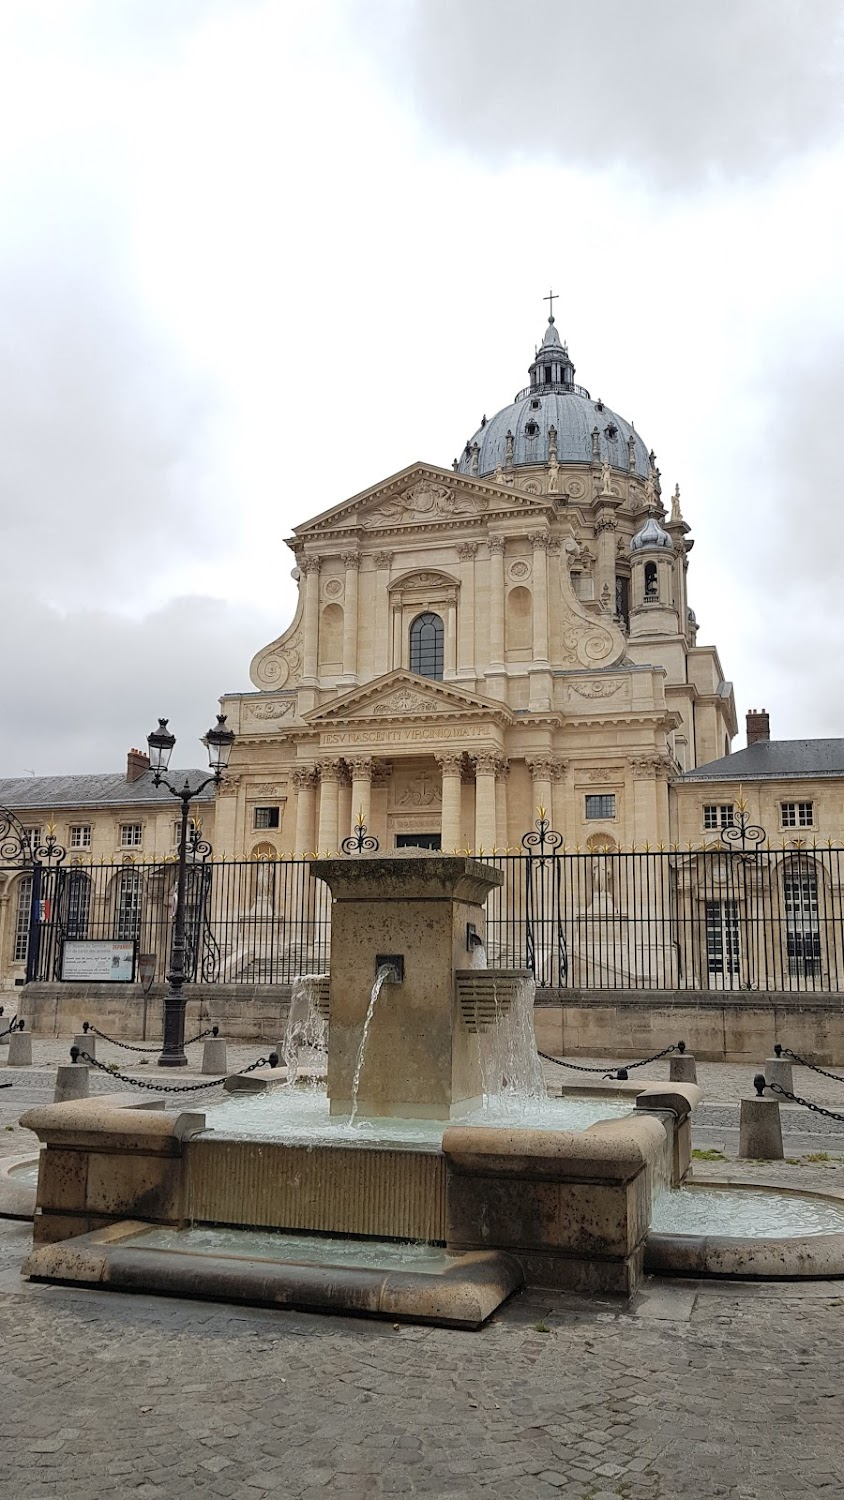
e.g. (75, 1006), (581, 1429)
(534, 989), (844, 1065)
(15, 981), (844, 1064)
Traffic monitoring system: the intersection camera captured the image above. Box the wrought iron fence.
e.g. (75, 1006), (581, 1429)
(4, 840), (844, 992)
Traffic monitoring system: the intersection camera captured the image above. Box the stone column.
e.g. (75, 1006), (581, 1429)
(485, 534), (506, 697)
(369, 761), (392, 849)
(300, 555), (321, 682)
(494, 760), (510, 849)
(340, 551), (360, 684)
(444, 598), (457, 678)
(291, 766), (317, 856)
(316, 760), (341, 853)
(550, 760), (568, 839)
(456, 541), (477, 683)
(374, 552), (393, 675)
(594, 506), (621, 610)
(437, 752), (463, 851)
(473, 753), (498, 853)
(526, 756), (555, 824)
(528, 532), (551, 711)
(337, 763), (353, 844)
(348, 757), (373, 834)
(529, 532), (550, 661)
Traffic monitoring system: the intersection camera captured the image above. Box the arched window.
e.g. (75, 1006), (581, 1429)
(409, 612), (444, 680)
(644, 562), (658, 599)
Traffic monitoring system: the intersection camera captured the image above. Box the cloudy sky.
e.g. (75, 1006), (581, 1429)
(2, 0), (844, 775)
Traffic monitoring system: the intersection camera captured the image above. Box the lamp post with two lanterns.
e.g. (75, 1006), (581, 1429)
(146, 714), (235, 1067)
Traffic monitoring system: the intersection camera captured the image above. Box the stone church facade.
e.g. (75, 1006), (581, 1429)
(215, 314), (736, 859)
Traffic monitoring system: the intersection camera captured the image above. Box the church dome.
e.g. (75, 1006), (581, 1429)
(630, 514), (673, 552)
(457, 314), (650, 480)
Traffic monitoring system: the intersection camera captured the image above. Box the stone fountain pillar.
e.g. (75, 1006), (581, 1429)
(311, 856), (504, 1119)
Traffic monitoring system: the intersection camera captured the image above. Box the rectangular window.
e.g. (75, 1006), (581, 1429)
(703, 804), (735, 830)
(585, 794), (616, 820)
(172, 818), (200, 844)
(69, 825), (92, 849)
(783, 869), (822, 977)
(781, 801), (814, 829)
(114, 869), (143, 942)
(22, 826), (41, 849)
(14, 876), (32, 963)
(120, 823), (143, 848)
(253, 806), (280, 830)
(705, 900), (740, 979)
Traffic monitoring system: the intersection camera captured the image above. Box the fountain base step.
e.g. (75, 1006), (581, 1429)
(22, 1222), (523, 1329)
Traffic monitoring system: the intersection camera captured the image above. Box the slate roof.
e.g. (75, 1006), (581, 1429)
(681, 740), (844, 783)
(0, 770), (216, 811)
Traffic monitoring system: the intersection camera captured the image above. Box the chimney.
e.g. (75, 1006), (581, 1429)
(746, 709), (770, 747)
(127, 748), (150, 783)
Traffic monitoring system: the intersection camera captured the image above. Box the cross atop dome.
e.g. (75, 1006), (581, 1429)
(543, 287), (558, 323)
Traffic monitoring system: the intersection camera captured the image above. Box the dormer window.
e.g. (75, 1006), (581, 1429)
(525, 420), (539, 438)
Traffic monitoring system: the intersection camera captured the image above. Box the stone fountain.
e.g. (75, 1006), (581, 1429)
(20, 856), (699, 1326)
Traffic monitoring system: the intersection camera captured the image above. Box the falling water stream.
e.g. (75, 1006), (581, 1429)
(349, 963), (396, 1125)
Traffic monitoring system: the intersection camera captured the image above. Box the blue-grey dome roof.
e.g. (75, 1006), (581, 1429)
(457, 317), (651, 480)
(630, 514), (673, 552)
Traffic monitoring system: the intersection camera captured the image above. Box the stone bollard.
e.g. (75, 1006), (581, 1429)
(764, 1056), (793, 1098)
(202, 1037), (227, 1075)
(739, 1078), (784, 1160)
(74, 1033), (96, 1062)
(0, 1008), (9, 1048)
(54, 1063), (90, 1103)
(8, 1025), (32, 1067)
(669, 1048), (698, 1085)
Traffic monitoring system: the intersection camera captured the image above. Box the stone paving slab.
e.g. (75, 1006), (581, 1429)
(2, 1217), (844, 1498)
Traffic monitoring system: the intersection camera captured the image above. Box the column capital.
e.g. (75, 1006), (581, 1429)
(456, 541), (478, 560)
(528, 531), (550, 551)
(487, 533), (506, 554)
(436, 751), (464, 775)
(316, 759), (342, 783)
(373, 550), (394, 568)
(348, 756), (373, 779)
(341, 551), (361, 571)
(370, 760), (393, 788)
(291, 765), (317, 790)
(526, 755), (565, 781)
(472, 752), (499, 776)
(300, 554), (321, 575)
(494, 759), (510, 782)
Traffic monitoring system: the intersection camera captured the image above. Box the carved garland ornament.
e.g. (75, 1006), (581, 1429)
(245, 698), (296, 721)
(568, 679), (624, 700)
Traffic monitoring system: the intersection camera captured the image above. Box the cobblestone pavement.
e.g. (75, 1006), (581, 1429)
(4, 1041), (844, 1495)
(1, 1216), (843, 1500)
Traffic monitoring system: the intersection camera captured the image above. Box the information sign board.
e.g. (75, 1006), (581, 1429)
(60, 940), (137, 983)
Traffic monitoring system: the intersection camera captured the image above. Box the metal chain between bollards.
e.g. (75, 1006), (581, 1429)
(0, 1016), (21, 1042)
(70, 1047), (278, 1094)
(773, 1044), (844, 1085)
(537, 1041), (682, 1077)
(764, 1079), (844, 1125)
(81, 1022), (220, 1054)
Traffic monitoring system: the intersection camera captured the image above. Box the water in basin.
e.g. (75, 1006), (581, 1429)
(651, 1185), (844, 1239)
(124, 1225), (457, 1273)
(199, 1086), (634, 1149)
(9, 1161), (39, 1187)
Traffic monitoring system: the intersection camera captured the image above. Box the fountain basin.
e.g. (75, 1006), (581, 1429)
(19, 1083), (692, 1304)
(23, 1220), (523, 1329)
(646, 1178), (844, 1279)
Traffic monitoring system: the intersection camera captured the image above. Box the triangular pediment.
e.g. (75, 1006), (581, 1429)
(302, 671), (513, 726)
(291, 462), (552, 541)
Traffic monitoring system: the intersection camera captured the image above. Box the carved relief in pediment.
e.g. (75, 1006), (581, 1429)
(360, 480), (488, 530)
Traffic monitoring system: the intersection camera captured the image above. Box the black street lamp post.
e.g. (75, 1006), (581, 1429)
(146, 714), (235, 1067)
